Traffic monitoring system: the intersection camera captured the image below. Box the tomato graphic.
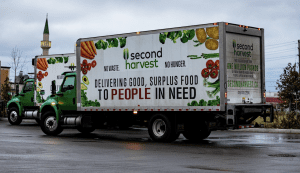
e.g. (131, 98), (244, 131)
(210, 68), (218, 78)
(87, 63), (92, 71)
(201, 68), (210, 78)
(91, 60), (97, 68)
(206, 60), (215, 69)
(82, 68), (88, 75)
(214, 60), (219, 70)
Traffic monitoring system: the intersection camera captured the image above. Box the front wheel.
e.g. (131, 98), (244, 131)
(148, 114), (179, 142)
(41, 111), (63, 136)
(8, 107), (22, 125)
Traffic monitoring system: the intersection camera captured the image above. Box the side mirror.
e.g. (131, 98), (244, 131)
(51, 80), (56, 95)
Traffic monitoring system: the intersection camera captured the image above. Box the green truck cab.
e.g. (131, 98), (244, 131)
(7, 78), (38, 125)
(39, 72), (77, 135)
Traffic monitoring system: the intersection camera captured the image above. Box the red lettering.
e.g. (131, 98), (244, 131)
(119, 89), (124, 100)
(139, 88), (144, 99)
(125, 88), (131, 100)
(132, 88), (138, 99)
(112, 89), (117, 100)
(145, 88), (151, 99)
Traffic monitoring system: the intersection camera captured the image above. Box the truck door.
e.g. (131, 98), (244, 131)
(57, 75), (76, 111)
(20, 81), (34, 107)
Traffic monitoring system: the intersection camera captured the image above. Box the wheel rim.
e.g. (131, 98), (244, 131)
(10, 111), (18, 122)
(45, 116), (58, 131)
(152, 119), (166, 137)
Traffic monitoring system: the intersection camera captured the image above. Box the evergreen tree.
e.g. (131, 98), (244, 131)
(1, 77), (12, 116)
(276, 63), (300, 111)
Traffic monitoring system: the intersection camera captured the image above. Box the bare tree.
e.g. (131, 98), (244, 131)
(10, 46), (26, 95)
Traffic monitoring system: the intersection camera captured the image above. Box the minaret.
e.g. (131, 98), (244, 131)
(41, 14), (51, 55)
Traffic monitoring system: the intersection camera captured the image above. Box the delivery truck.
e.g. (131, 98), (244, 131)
(32, 22), (273, 142)
(6, 53), (75, 125)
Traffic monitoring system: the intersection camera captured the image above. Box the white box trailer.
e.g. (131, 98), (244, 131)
(38, 22), (273, 142)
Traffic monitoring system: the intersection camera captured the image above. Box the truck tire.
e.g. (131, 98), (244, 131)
(148, 114), (179, 142)
(41, 111), (63, 136)
(77, 126), (95, 134)
(8, 107), (22, 125)
(183, 121), (211, 141)
(35, 119), (41, 125)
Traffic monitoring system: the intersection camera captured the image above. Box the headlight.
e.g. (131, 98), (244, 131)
(51, 102), (56, 106)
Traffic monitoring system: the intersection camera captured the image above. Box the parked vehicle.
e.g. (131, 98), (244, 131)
(6, 53), (75, 125)
(26, 22), (273, 142)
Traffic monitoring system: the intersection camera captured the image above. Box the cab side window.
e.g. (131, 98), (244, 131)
(62, 76), (75, 92)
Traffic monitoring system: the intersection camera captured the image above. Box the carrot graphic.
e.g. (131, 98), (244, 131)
(81, 42), (94, 57)
(43, 58), (48, 68)
(39, 58), (46, 70)
(81, 47), (94, 59)
(89, 41), (97, 55)
(86, 41), (95, 56)
(37, 59), (46, 71)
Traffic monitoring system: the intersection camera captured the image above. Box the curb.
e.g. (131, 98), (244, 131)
(231, 128), (300, 134)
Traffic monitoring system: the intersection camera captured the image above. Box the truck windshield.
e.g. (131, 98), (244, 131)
(61, 76), (75, 91)
(23, 81), (33, 93)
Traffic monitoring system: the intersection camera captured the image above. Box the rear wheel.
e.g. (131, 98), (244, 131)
(8, 107), (22, 125)
(148, 114), (179, 142)
(41, 111), (63, 136)
(183, 121), (211, 141)
(77, 126), (95, 134)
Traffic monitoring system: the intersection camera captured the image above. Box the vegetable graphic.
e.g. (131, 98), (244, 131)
(80, 59), (96, 75)
(159, 32), (168, 44)
(187, 96), (220, 106)
(64, 56), (69, 63)
(167, 31), (182, 43)
(37, 71), (44, 81)
(180, 29), (195, 43)
(81, 41), (96, 59)
(123, 48), (129, 60)
(203, 79), (220, 98)
(95, 40), (108, 50)
(91, 60), (97, 68)
(206, 27), (219, 39)
(47, 57), (56, 64)
(214, 60), (219, 70)
(206, 60), (215, 69)
(81, 90), (100, 107)
(82, 42), (94, 57)
(187, 53), (219, 60)
(195, 28), (207, 43)
(37, 58), (48, 71)
(201, 68), (210, 78)
(106, 38), (119, 48)
(118, 37), (127, 48)
(205, 39), (218, 50)
(210, 68), (218, 79)
(38, 82), (43, 88)
(81, 83), (87, 90)
(55, 57), (64, 63)
(82, 76), (89, 85)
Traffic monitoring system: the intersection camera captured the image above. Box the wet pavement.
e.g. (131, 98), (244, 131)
(0, 119), (300, 173)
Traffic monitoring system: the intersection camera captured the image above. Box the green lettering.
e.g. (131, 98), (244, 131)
(145, 61), (149, 68)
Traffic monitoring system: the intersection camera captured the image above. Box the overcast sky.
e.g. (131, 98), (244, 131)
(0, 0), (299, 92)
